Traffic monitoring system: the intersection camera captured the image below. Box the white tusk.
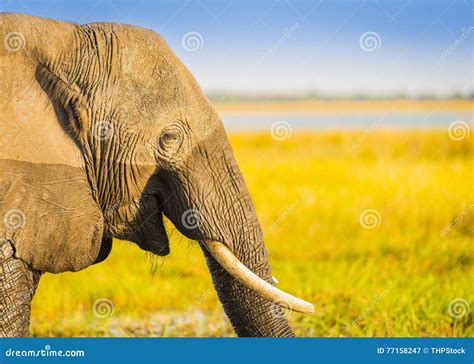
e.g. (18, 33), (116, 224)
(203, 240), (314, 314)
(272, 276), (279, 285)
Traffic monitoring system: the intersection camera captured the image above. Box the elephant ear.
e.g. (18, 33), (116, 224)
(0, 59), (104, 273)
(0, 160), (104, 273)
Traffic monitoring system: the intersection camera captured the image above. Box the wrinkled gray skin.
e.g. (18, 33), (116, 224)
(0, 14), (293, 337)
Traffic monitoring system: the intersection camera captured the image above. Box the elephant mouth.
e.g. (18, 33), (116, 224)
(149, 196), (314, 314)
(147, 209), (170, 257)
(126, 194), (170, 257)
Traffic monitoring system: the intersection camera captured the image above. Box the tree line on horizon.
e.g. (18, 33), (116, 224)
(207, 90), (473, 102)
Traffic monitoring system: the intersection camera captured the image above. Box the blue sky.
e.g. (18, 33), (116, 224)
(2, 0), (472, 96)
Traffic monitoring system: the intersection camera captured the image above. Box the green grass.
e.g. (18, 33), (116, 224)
(31, 130), (473, 337)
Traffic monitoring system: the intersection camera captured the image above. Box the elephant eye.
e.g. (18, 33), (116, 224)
(159, 126), (183, 154)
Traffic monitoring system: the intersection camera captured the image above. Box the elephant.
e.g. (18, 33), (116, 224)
(0, 13), (313, 337)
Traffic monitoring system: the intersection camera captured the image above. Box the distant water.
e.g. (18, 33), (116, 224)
(222, 112), (472, 131)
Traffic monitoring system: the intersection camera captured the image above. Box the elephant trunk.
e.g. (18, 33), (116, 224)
(200, 229), (295, 337)
(194, 144), (305, 337)
(162, 131), (312, 336)
(203, 240), (313, 314)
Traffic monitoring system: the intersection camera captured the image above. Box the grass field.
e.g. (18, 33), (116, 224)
(30, 129), (473, 337)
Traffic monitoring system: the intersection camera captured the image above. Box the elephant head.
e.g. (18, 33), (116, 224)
(0, 14), (313, 337)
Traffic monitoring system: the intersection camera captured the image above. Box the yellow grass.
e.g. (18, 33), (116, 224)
(31, 130), (473, 337)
